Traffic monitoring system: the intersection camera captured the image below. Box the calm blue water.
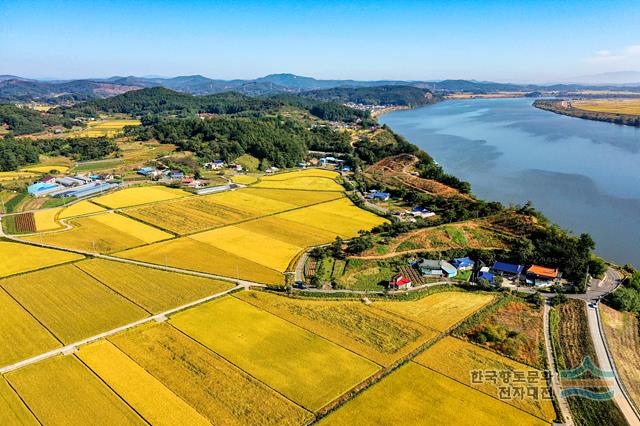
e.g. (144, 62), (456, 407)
(380, 98), (640, 267)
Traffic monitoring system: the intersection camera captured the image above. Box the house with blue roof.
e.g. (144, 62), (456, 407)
(367, 191), (390, 201)
(28, 182), (62, 197)
(451, 257), (474, 271)
(491, 261), (524, 278)
(478, 270), (495, 284)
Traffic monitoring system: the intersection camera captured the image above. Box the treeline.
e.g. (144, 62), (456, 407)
(606, 270), (640, 313)
(0, 137), (118, 171)
(126, 115), (351, 168)
(0, 104), (74, 136)
(534, 100), (640, 127)
(55, 87), (370, 124)
(300, 85), (439, 107)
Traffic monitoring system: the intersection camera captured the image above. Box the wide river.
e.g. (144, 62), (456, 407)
(380, 97), (640, 267)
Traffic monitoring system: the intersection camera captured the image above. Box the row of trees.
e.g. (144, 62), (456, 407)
(0, 137), (118, 171)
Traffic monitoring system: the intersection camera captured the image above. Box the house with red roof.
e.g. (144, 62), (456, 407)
(388, 274), (412, 290)
(525, 264), (560, 287)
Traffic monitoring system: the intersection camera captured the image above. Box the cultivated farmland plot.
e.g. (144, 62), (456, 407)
(170, 296), (381, 412)
(92, 185), (189, 209)
(58, 200), (106, 219)
(0, 241), (83, 278)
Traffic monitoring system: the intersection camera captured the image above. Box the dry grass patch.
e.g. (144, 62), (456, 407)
(0, 264), (148, 343)
(0, 377), (38, 425)
(5, 355), (145, 425)
(110, 322), (313, 425)
(58, 200), (106, 219)
(171, 297), (380, 412)
(373, 291), (494, 331)
(0, 288), (61, 366)
(415, 336), (556, 422)
(319, 362), (549, 426)
(600, 304), (640, 408)
(117, 237), (284, 285)
(77, 340), (211, 426)
(236, 290), (438, 366)
(0, 241), (83, 278)
(92, 186), (189, 209)
(76, 258), (233, 313)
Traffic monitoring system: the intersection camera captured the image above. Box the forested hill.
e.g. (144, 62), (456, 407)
(299, 85), (439, 107)
(56, 87), (372, 123)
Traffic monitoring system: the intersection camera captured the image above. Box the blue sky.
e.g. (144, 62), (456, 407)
(1, 0), (639, 82)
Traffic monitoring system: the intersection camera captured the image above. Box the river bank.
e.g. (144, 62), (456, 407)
(534, 99), (640, 127)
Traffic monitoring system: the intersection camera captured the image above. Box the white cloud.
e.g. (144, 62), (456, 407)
(588, 44), (640, 66)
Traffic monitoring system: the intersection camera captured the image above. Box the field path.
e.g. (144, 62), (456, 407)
(543, 301), (575, 426)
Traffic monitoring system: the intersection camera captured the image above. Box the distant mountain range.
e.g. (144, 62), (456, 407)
(2, 72), (640, 103)
(560, 71), (640, 85)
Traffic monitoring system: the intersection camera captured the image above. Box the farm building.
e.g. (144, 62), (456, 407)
(525, 264), (560, 287)
(451, 257), (474, 271)
(491, 261), (524, 278)
(52, 182), (119, 198)
(388, 274), (412, 290)
(341, 165), (352, 172)
(38, 176), (57, 185)
(367, 191), (390, 201)
(477, 270), (495, 284)
(204, 160), (225, 170)
(409, 207), (435, 219)
(57, 176), (87, 187)
(28, 182), (62, 197)
(417, 259), (457, 278)
(137, 167), (157, 176)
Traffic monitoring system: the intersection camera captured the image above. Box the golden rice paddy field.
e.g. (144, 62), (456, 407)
(231, 174), (258, 184)
(573, 99), (640, 115)
(0, 241), (83, 278)
(58, 200), (106, 219)
(110, 322), (313, 425)
(0, 377), (37, 425)
(92, 185), (189, 209)
(70, 119), (141, 138)
(0, 288), (60, 366)
(77, 341), (212, 426)
(117, 237), (285, 284)
(415, 336), (556, 422)
(21, 212), (172, 253)
(0, 171), (35, 182)
(5, 355), (145, 425)
(20, 165), (70, 174)
(170, 296), (380, 412)
(319, 362), (549, 426)
(76, 258), (234, 313)
(374, 291), (494, 331)
(244, 187), (343, 207)
(235, 290), (438, 366)
(32, 207), (63, 231)
(254, 176), (344, 191)
(0, 264), (148, 343)
(277, 197), (387, 238)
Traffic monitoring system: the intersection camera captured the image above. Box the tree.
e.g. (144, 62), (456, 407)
(347, 233), (374, 254)
(528, 292), (544, 308)
(551, 292), (567, 306)
(330, 236), (344, 259)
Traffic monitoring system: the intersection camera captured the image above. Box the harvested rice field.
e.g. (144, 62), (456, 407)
(76, 258), (234, 312)
(415, 336), (556, 422)
(0, 288), (60, 366)
(21, 212), (172, 253)
(171, 296), (380, 412)
(236, 290), (439, 366)
(0, 241), (83, 278)
(110, 322), (313, 425)
(319, 362), (549, 426)
(117, 237), (285, 285)
(77, 341), (212, 426)
(92, 185), (189, 209)
(0, 264), (148, 343)
(5, 355), (145, 425)
(373, 291), (494, 331)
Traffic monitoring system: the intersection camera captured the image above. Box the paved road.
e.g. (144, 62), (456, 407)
(543, 301), (574, 426)
(0, 284), (245, 374)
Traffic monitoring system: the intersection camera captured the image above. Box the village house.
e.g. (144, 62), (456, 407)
(367, 191), (390, 201)
(491, 261), (524, 279)
(451, 257), (474, 271)
(38, 176), (57, 185)
(409, 207), (435, 219)
(204, 160), (225, 170)
(388, 274), (412, 290)
(525, 264), (560, 287)
(417, 259), (457, 278)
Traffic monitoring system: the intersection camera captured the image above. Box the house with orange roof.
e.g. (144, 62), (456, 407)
(525, 264), (560, 287)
